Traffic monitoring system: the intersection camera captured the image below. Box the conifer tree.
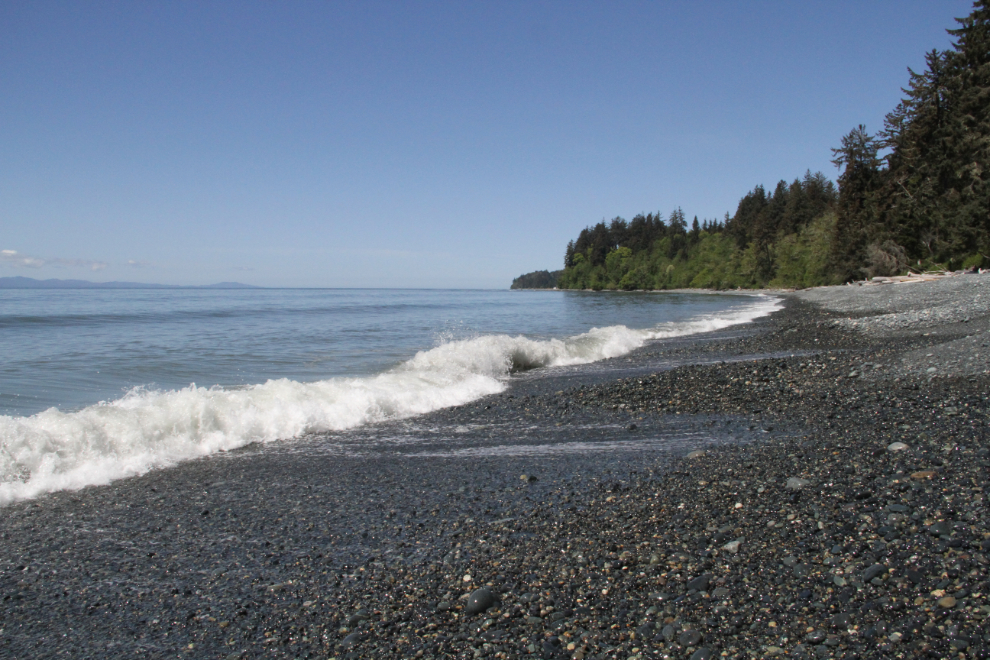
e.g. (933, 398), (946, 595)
(945, 0), (990, 258)
(831, 125), (883, 279)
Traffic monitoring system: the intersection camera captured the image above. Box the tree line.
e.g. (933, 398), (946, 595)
(539, 2), (989, 291)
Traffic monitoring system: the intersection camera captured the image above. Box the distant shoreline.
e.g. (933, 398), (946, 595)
(0, 276), (260, 290)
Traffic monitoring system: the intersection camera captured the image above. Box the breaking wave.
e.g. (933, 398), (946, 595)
(0, 295), (780, 504)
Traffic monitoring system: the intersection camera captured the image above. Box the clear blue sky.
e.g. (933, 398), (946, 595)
(0, 1), (973, 288)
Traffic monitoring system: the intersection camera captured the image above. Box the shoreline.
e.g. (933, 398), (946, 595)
(3, 277), (990, 659)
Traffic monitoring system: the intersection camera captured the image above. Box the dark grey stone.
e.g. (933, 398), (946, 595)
(829, 612), (852, 628)
(339, 632), (363, 648)
(686, 573), (713, 592)
(465, 587), (496, 615)
(863, 564), (887, 582)
(678, 629), (702, 646)
(929, 521), (952, 536)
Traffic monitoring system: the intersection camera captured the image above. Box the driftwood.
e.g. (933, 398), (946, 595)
(852, 268), (983, 286)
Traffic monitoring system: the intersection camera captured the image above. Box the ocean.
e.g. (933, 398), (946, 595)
(0, 288), (780, 504)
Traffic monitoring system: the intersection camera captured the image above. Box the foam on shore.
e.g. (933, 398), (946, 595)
(0, 295), (781, 504)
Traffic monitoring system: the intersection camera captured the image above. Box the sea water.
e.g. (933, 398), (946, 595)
(0, 288), (780, 503)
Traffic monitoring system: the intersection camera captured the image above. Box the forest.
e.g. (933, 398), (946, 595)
(527, 2), (989, 291)
(510, 270), (562, 289)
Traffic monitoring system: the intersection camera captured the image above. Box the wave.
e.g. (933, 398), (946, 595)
(0, 295), (781, 504)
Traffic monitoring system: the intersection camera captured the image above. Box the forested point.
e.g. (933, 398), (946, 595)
(511, 270), (563, 289)
(544, 2), (989, 292)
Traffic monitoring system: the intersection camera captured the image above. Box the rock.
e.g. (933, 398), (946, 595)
(911, 470), (937, 479)
(929, 521), (952, 536)
(829, 612), (851, 629)
(686, 573), (713, 592)
(805, 630), (826, 643)
(786, 477), (811, 491)
(520, 474), (538, 482)
(711, 587), (731, 599)
(887, 442), (909, 452)
(542, 638), (562, 656)
(938, 596), (957, 609)
(690, 648), (713, 660)
(686, 450), (706, 459)
(346, 609), (369, 626)
(635, 622), (654, 638)
(661, 624), (677, 642)
(722, 539), (743, 554)
(793, 563), (811, 578)
(339, 632), (363, 648)
(678, 629), (702, 646)
(464, 587), (496, 615)
(863, 564), (887, 582)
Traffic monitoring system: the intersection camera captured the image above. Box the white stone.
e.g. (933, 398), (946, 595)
(722, 539), (743, 554)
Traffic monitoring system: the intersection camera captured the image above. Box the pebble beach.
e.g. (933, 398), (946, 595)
(3, 274), (990, 660)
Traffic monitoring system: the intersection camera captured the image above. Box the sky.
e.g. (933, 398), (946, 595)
(0, 1), (975, 288)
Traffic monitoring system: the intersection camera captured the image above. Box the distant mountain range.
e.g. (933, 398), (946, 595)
(0, 276), (260, 290)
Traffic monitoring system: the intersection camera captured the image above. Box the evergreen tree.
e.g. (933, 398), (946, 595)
(727, 185), (767, 248)
(564, 240), (576, 268)
(831, 125), (883, 279)
(945, 1), (990, 257)
(879, 49), (954, 259)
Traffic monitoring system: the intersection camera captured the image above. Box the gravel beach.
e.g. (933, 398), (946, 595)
(3, 274), (990, 660)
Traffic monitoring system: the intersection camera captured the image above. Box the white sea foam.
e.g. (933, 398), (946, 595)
(0, 295), (780, 504)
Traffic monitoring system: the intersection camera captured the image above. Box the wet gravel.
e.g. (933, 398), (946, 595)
(2, 282), (990, 660)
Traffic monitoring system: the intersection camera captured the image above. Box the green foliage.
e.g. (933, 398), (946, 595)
(510, 270), (562, 289)
(549, 3), (989, 291)
(768, 212), (840, 288)
(556, 173), (839, 291)
(557, 220), (837, 291)
(829, 1), (990, 276)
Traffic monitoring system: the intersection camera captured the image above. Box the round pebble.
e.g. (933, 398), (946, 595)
(464, 587), (496, 615)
